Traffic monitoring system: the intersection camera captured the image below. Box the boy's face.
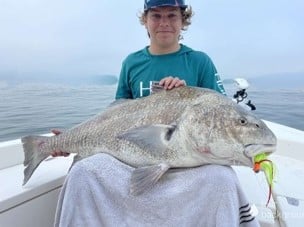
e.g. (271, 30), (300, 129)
(144, 6), (183, 49)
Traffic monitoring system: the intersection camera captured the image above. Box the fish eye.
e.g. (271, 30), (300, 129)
(238, 117), (248, 125)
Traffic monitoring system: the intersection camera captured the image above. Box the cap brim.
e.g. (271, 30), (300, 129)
(145, 4), (187, 11)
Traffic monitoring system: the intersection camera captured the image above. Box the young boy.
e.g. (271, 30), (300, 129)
(54, 1), (259, 226)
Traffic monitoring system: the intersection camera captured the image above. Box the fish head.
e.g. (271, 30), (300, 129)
(178, 92), (277, 167)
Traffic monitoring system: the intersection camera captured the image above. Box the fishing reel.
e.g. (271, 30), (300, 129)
(232, 78), (256, 111)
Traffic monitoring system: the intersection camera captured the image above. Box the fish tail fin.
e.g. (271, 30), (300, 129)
(22, 135), (51, 185)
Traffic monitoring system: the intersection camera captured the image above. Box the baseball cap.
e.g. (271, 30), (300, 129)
(144, 0), (187, 11)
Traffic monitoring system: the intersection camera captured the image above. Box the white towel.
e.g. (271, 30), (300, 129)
(54, 153), (259, 227)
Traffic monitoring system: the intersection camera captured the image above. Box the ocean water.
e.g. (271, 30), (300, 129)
(0, 83), (116, 142)
(0, 82), (304, 142)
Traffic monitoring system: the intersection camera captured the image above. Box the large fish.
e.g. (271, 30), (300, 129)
(22, 86), (276, 195)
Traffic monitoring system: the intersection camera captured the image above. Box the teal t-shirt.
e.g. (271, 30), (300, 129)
(115, 44), (225, 99)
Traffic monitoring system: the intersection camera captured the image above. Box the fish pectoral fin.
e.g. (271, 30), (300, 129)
(130, 163), (170, 196)
(117, 124), (177, 152)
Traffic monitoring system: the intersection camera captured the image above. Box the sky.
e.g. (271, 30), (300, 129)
(0, 0), (303, 79)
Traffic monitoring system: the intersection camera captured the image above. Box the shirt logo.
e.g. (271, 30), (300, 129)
(139, 81), (160, 97)
(215, 73), (226, 95)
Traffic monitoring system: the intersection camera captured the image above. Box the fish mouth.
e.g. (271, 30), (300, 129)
(244, 144), (276, 158)
(238, 144), (276, 167)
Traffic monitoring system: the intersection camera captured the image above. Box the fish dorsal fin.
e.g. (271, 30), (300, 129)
(108, 98), (131, 107)
(130, 163), (170, 195)
(117, 124), (177, 153)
